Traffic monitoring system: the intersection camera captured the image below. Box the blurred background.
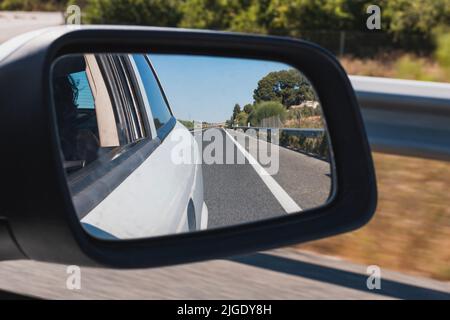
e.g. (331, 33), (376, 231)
(0, 0), (449, 283)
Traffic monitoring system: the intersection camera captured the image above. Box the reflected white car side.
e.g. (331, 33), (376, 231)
(80, 54), (208, 239)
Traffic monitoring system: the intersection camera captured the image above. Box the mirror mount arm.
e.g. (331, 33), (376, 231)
(0, 222), (27, 261)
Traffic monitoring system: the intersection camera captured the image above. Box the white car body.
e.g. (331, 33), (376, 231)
(81, 122), (208, 239)
(76, 54), (208, 239)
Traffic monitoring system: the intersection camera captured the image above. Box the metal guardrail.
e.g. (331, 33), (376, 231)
(231, 126), (329, 161)
(351, 76), (450, 161)
(233, 127), (325, 138)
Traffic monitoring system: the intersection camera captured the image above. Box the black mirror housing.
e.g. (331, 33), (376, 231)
(0, 26), (376, 268)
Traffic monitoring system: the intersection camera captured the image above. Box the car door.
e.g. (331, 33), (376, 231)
(78, 54), (206, 239)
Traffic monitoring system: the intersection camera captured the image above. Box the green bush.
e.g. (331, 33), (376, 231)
(235, 111), (248, 127)
(436, 32), (450, 69)
(249, 101), (286, 127)
(383, 0), (450, 41)
(178, 119), (194, 130)
(84, 0), (182, 26)
(4, 0), (450, 54)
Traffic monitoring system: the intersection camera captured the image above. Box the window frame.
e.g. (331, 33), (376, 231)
(97, 54), (147, 144)
(64, 54), (161, 219)
(131, 54), (176, 142)
(83, 54), (120, 148)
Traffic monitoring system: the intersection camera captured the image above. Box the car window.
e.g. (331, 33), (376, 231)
(70, 71), (95, 109)
(132, 54), (172, 133)
(53, 54), (149, 176)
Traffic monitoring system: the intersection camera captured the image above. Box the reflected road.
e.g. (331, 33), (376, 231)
(197, 128), (331, 228)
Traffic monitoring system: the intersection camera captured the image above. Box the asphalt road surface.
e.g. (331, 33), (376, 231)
(199, 128), (331, 228)
(0, 248), (449, 299)
(0, 13), (449, 300)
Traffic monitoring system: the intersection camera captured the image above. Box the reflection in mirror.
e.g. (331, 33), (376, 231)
(52, 53), (333, 240)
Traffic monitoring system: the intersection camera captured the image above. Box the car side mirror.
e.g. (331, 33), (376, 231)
(0, 26), (376, 268)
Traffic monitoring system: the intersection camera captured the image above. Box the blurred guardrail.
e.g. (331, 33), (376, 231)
(351, 75), (450, 161)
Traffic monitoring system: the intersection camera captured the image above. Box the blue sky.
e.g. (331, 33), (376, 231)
(149, 54), (292, 123)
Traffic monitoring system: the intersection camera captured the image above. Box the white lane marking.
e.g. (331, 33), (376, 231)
(224, 129), (303, 214)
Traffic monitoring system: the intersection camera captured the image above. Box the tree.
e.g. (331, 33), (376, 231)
(84, 0), (182, 26)
(236, 111), (249, 126)
(383, 0), (450, 41)
(232, 103), (241, 121)
(225, 118), (233, 128)
(180, 0), (248, 30)
(74, 0), (450, 55)
(262, 0), (361, 36)
(243, 103), (254, 114)
(253, 69), (315, 108)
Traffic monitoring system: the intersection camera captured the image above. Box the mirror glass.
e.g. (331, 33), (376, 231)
(52, 53), (334, 240)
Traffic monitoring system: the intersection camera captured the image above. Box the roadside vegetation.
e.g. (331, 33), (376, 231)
(178, 119), (194, 130)
(2, 0), (449, 82)
(226, 68), (328, 159)
(341, 39), (450, 82)
(227, 69), (321, 128)
(280, 133), (329, 161)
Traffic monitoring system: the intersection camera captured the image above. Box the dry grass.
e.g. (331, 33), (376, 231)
(340, 54), (450, 83)
(285, 116), (323, 128)
(299, 152), (450, 281)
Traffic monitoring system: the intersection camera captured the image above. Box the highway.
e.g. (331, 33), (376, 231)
(0, 248), (449, 299)
(0, 13), (449, 300)
(199, 128), (331, 228)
